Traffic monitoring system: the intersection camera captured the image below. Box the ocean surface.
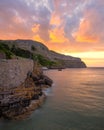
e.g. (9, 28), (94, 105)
(0, 68), (104, 130)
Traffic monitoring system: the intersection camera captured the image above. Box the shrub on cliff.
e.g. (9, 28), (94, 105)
(0, 41), (13, 59)
(0, 41), (59, 67)
(31, 45), (36, 51)
(11, 46), (33, 59)
(33, 54), (57, 67)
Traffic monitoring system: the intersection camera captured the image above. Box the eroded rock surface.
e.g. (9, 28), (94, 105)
(0, 59), (53, 120)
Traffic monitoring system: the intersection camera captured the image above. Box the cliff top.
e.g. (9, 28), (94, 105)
(0, 39), (86, 68)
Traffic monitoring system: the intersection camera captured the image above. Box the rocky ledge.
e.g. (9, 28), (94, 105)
(0, 60), (53, 120)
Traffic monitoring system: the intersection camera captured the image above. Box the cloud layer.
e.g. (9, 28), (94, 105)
(0, 0), (104, 54)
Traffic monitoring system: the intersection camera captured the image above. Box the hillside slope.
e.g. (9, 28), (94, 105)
(0, 40), (86, 68)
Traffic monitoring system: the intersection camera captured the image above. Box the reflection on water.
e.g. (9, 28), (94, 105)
(0, 68), (104, 130)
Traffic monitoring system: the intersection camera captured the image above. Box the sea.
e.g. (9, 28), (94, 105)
(0, 68), (104, 130)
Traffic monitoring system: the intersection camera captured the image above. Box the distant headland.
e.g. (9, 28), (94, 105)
(0, 39), (86, 68)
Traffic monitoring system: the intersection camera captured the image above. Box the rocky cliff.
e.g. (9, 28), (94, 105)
(0, 59), (34, 88)
(0, 40), (86, 68)
(49, 51), (86, 68)
(0, 59), (53, 120)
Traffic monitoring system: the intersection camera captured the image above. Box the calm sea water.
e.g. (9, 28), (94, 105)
(0, 68), (104, 130)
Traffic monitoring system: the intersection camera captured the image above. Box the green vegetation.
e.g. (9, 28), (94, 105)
(31, 45), (36, 51)
(11, 45), (33, 59)
(0, 41), (57, 67)
(0, 41), (14, 59)
(34, 54), (57, 67)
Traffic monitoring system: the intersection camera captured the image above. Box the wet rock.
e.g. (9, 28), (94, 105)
(41, 75), (53, 86)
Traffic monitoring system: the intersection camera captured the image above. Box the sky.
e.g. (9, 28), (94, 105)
(0, 0), (104, 67)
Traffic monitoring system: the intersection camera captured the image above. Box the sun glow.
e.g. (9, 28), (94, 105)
(0, 0), (104, 67)
(64, 51), (104, 67)
(65, 51), (104, 59)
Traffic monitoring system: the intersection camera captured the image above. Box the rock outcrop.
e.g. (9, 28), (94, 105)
(0, 59), (34, 88)
(0, 59), (53, 120)
(49, 51), (86, 68)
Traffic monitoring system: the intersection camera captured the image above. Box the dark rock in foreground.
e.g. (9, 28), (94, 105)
(0, 60), (53, 120)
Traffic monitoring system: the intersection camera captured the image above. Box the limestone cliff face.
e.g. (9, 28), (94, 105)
(1, 40), (86, 68)
(50, 51), (86, 68)
(0, 59), (33, 88)
(0, 59), (53, 119)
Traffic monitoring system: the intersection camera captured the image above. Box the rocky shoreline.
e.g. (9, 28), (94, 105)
(0, 60), (53, 120)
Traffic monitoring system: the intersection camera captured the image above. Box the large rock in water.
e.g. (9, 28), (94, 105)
(0, 59), (53, 120)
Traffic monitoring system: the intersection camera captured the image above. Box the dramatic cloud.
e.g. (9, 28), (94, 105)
(74, 0), (104, 44)
(0, 0), (104, 66)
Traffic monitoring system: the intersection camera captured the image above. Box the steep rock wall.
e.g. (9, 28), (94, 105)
(0, 59), (33, 88)
(0, 59), (53, 119)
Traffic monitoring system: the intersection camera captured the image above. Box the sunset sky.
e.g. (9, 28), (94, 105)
(0, 0), (104, 67)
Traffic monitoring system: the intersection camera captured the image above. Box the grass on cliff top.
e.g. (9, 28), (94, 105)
(0, 41), (58, 67)
(34, 54), (58, 67)
(0, 41), (14, 59)
(11, 44), (58, 67)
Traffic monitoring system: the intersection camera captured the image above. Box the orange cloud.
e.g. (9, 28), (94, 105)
(74, 19), (99, 43)
(32, 24), (40, 33)
(49, 27), (69, 43)
(33, 34), (45, 43)
(76, 35), (99, 43)
(50, 12), (61, 26)
(12, 15), (25, 24)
